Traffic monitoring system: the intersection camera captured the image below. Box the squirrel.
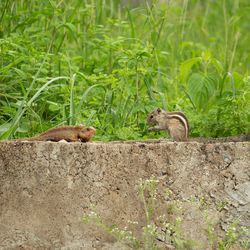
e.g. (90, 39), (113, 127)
(146, 108), (189, 141)
(11, 125), (96, 142)
(146, 108), (250, 142)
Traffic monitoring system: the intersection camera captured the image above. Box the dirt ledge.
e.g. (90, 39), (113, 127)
(0, 139), (249, 249)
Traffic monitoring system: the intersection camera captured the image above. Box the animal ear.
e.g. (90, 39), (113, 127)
(157, 108), (161, 113)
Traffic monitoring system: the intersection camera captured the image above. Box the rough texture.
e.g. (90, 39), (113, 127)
(0, 139), (249, 249)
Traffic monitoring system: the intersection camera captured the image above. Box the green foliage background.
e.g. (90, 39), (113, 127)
(0, 0), (249, 140)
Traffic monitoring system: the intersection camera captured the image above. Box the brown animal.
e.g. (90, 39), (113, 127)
(13, 125), (96, 142)
(146, 108), (189, 141)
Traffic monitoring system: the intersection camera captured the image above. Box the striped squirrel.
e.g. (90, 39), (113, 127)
(146, 108), (189, 141)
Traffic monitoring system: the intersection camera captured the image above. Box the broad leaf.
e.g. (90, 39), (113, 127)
(180, 57), (202, 83)
(188, 73), (217, 111)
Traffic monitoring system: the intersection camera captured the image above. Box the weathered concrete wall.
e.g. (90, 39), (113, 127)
(0, 140), (249, 249)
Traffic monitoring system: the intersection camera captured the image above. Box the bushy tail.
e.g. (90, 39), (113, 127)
(11, 136), (41, 141)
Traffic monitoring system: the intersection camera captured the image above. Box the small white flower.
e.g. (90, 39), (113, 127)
(176, 217), (183, 223)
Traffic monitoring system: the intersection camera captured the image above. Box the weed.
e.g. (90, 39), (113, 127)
(82, 177), (197, 249)
(0, 0), (249, 140)
(82, 177), (249, 249)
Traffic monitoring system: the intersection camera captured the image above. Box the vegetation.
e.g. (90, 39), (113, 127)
(0, 0), (249, 140)
(82, 176), (249, 249)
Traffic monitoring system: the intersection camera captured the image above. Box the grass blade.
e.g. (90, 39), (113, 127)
(75, 84), (101, 123)
(227, 72), (235, 97)
(126, 7), (135, 39)
(85, 110), (96, 126)
(69, 73), (76, 125)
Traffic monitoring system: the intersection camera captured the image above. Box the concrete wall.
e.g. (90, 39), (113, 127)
(0, 139), (249, 249)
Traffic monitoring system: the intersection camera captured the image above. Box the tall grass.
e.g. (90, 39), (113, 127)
(0, 0), (249, 140)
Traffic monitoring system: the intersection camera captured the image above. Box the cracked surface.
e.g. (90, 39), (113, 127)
(0, 139), (249, 249)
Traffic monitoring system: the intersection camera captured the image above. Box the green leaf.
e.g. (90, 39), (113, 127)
(133, 103), (146, 113)
(12, 68), (28, 79)
(134, 241), (141, 248)
(188, 73), (217, 111)
(75, 84), (101, 123)
(0, 57), (24, 74)
(144, 77), (155, 101)
(126, 7), (135, 39)
(232, 72), (244, 89)
(69, 74), (76, 125)
(227, 72), (235, 97)
(180, 57), (202, 83)
(57, 23), (77, 35)
(47, 101), (60, 112)
(210, 58), (223, 75)
(48, 0), (57, 9)
(107, 224), (117, 232)
(85, 110), (96, 126)
(0, 123), (11, 133)
(144, 100), (158, 113)
(202, 50), (211, 61)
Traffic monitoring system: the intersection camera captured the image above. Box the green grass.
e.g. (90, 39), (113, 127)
(0, 0), (249, 140)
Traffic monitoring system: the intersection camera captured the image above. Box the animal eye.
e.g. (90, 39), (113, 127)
(150, 115), (154, 119)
